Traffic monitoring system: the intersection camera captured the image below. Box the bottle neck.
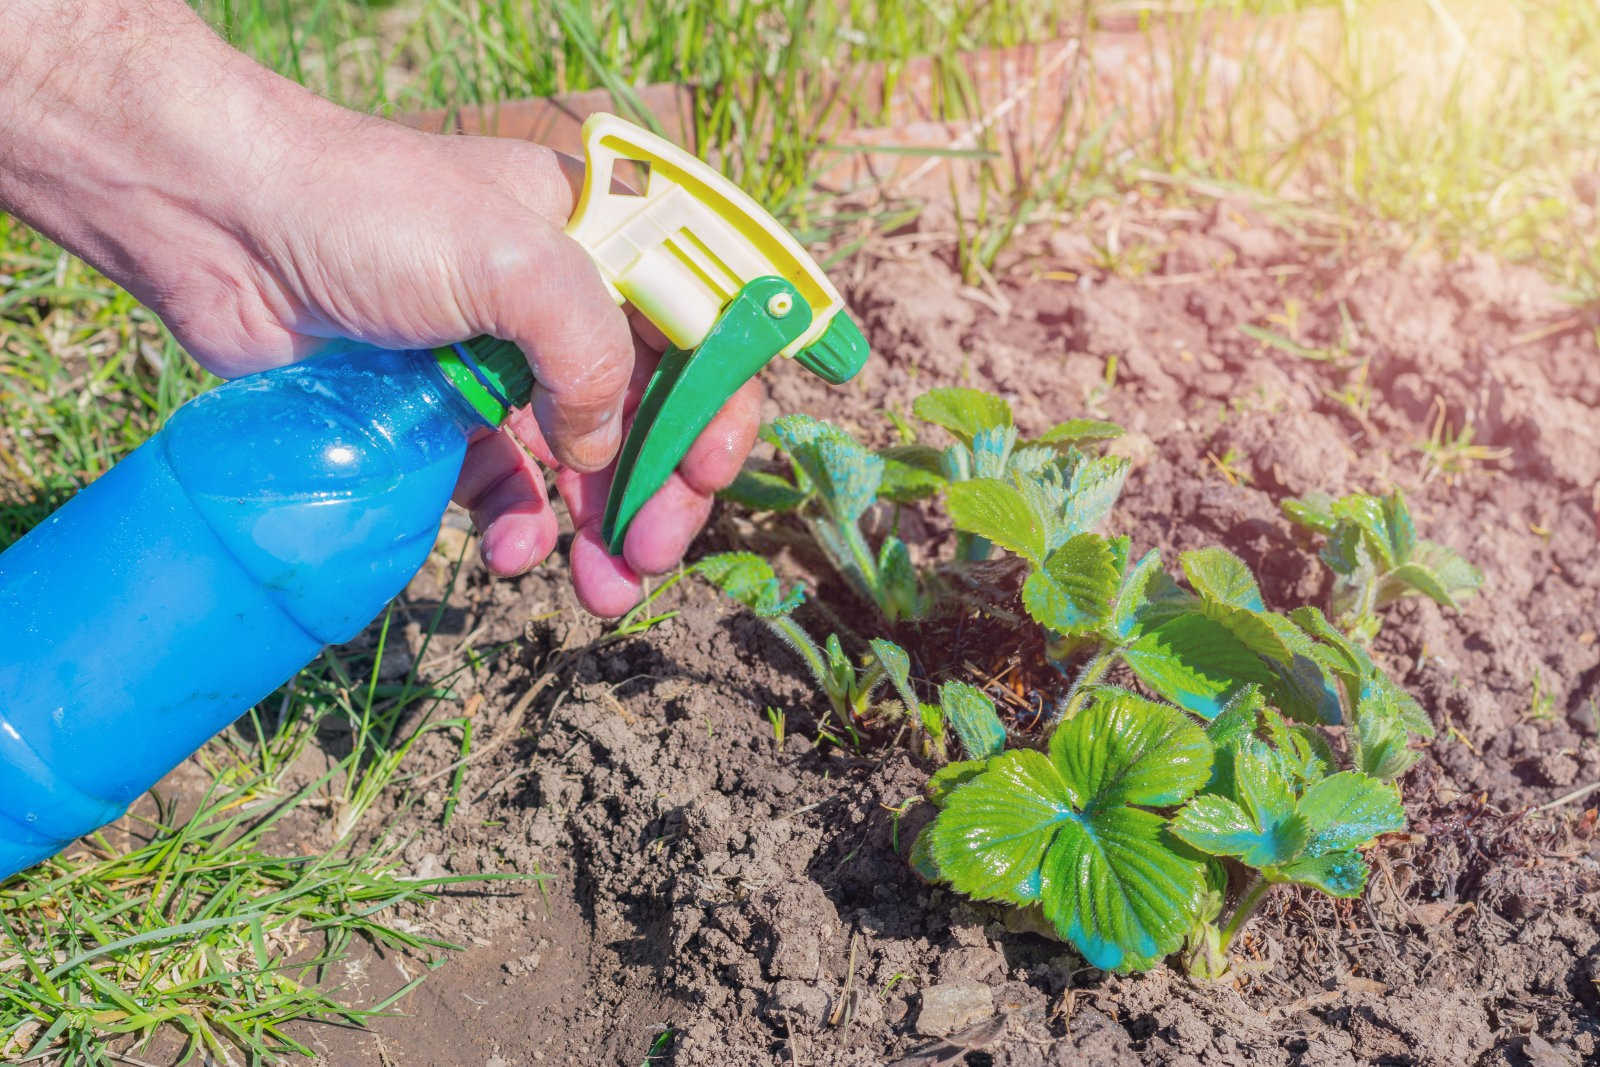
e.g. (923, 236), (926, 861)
(417, 349), (499, 435)
(429, 336), (534, 428)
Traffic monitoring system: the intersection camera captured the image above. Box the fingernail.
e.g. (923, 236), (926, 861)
(483, 522), (538, 576)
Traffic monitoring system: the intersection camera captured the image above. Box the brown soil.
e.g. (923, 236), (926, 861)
(294, 203), (1600, 1066)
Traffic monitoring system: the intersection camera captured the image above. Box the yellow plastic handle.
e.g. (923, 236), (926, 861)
(564, 114), (844, 357)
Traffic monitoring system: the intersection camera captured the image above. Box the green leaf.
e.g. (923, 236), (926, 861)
(928, 694), (1211, 971)
(1034, 418), (1124, 447)
(695, 553), (804, 617)
(1331, 493), (1397, 569)
(929, 749), (1069, 902)
(918, 702), (948, 751)
(1411, 540), (1483, 600)
(871, 638), (913, 708)
(877, 444), (947, 503)
(1207, 685), (1263, 750)
(1259, 613), (1344, 725)
(940, 682), (1007, 759)
(1068, 454), (1131, 529)
(1381, 563), (1456, 607)
(1352, 707), (1418, 781)
(1181, 547), (1265, 611)
(823, 632), (854, 698)
(1296, 772), (1404, 856)
(1007, 444), (1060, 476)
(876, 537), (924, 622)
(1261, 709), (1332, 783)
(719, 466), (810, 511)
(1049, 690), (1214, 808)
(1023, 534), (1120, 637)
(927, 759), (987, 807)
(908, 823), (941, 882)
(913, 387), (1013, 445)
(769, 415), (883, 523)
(1040, 806), (1204, 972)
(1381, 539), (1482, 611)
(1205, 603), (1295, 663)
(1281, 493), (1337, 534)
(1381, 491), (1417, 563)
(1122, 613), (1274, 719)
(1171, 794), (1308, 868)
(1290, 606), (1373, 686)
(1319, 522), (1369, 578)
(1266, 851), (1369, 897)
(1352, 689), (1421, 780)
(1363, 670), (1434, 738)
(1108, 549), (1192, 641)
(947, 478), (1047, 564)
(971, 425), (1018, 478)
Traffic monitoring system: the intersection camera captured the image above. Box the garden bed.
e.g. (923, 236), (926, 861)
(304, 201), (1599, 1065)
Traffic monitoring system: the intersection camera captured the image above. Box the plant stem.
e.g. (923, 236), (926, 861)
(765, 615), (829, 696)
(853, 658), (889, 717)
(1050, 646), (1116, 723)
(839, 520), (883, 607)
(1218, 874), (1271, 953)
(954, 531), (993, 563)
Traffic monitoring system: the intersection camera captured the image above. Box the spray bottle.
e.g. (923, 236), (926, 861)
(0, 115), (868, 879)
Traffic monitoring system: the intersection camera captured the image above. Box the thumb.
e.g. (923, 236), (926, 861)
(456, 144), (633, 472)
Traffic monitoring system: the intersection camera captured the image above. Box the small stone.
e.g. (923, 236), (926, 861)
(770, 980), (831, 1025)
(486, 1057), (509, 1067)
(413, 853), (446, 881)
(1537, 753), (1580, 788)
(937, 945), (1005, 983)
(501, 952), (542, 978)
(1522, 1034), (1579, 1067)
(915, 981), (995, 1037)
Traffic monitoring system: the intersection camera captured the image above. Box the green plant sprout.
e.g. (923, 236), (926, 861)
(1282, 489), (1482, 641)
(695, 552), (1014, 761)
(1527, 670), (1558, 722)
(1206, 446), (1252, 486)
(693, 552), (903, 731)
(720, 389), (1122, 616)
(1417, 400), (1511, 485)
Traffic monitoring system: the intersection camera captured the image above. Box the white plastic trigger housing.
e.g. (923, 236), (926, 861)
(563, 113), (846, 358)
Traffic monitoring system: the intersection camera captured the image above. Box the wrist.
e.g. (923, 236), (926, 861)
(0, 0), (353, 316)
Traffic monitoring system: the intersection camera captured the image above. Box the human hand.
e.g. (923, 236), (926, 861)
(161, 122), (761, 617)
(0, 0), (760, 616)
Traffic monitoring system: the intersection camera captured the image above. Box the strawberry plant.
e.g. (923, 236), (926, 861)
(721, 415), (933, 622)
(701, 386), (1475, 978)
(695, 552), (1009, 756)
(694, 553), (903, 726)
(899, 388), (1123, 561)
(720, 389), (1124, 619)
(1282, 489), (1482, 640)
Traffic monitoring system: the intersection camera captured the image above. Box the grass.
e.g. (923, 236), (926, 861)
(4, 0), (1600, 1059)
(0, 546), (534, 1064)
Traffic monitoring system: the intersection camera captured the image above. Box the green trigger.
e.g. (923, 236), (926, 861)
(601, 276), (812, 555)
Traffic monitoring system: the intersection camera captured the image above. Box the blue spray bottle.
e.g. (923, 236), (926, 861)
(0, 114), (867, 879)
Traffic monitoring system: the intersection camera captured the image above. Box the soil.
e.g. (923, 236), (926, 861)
(289, 201), (1598, 1065)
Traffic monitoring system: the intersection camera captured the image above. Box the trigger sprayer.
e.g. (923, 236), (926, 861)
(0, 114), (868, 879)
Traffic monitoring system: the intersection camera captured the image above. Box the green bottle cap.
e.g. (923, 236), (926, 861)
(431, 336), (535, 426)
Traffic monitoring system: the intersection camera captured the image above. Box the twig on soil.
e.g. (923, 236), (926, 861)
(412, 651), (573, 790)
(783, 1011), (803, 1066)
(830, 932), (863, 1027)
(1530, 779), (1600, 814)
